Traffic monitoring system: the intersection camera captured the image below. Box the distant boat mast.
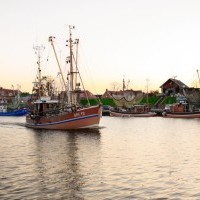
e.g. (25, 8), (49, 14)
(196, 69), (200, 87)
(146, 79), (149, 107)
(123, 77), (126, 91)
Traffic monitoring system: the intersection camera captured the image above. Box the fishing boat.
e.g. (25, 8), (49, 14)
(0, 108), (29, 116)
(0, 102), (29, 116)
(26, 26), (102, 130)
(110, 105), (157, 117)
(0, 93), (29, 117)
(162, 102), (200, 118)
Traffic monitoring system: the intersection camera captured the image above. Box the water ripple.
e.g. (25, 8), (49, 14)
(1, 117), (200, 199)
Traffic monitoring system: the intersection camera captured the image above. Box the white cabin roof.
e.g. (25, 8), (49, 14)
(34, 99), (59, 104)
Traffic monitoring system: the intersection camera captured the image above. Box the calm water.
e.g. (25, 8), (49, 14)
(1, 116), (200, 199)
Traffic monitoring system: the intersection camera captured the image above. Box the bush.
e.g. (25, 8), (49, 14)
(81, 98), (116, 107)
(140, 95), (160, 105)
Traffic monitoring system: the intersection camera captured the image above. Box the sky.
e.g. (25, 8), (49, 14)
(1, 0), (200, 94)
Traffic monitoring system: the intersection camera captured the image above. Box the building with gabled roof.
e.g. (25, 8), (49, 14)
(102, 89), (143, 101)
(0, 87), (20, 103)
(160, 78), (189, 95)
(101, 89), (144, 108)
(79, 90), (97, 99)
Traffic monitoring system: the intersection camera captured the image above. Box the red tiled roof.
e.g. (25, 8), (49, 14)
(0, 87), (20, 97)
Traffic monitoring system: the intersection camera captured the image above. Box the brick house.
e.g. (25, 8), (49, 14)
(0, 87), (20, 104)
(79, 90), (97, 99)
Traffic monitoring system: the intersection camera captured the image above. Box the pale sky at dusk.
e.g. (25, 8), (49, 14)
(1, 0), (200, 94)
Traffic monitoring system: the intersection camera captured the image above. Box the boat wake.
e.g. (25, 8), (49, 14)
(0, 122), (26, 129)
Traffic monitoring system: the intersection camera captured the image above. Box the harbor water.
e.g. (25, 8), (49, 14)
(1, 116), (200, 199)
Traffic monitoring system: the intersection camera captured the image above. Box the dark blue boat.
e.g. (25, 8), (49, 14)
(0, 108), (30, 116)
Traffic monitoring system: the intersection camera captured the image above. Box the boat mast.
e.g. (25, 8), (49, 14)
(48, 36), (67, 91)
(69, 25), (75, 105)
(33, 45), (45, 98)
(75, 38), (79, 89)
(67, 26), (91, 106)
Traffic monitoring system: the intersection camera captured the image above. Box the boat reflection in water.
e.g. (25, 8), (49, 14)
(2, 116), (200, 199)
(32, 128), (101, 199)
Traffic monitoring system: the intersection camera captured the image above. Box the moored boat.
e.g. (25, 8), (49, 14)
(162, 103), (200, 118)
(110, 110), (157, 117)
(0, 99), (29, 116)
(0, 108), (29, 116)
(162, 111), (200, 118)
(26, 26), (102, 130)
(110, 105), (157, 117)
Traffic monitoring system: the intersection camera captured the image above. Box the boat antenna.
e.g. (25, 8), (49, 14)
(172, 75), (177, 79)
(48, 36), (67, 91)
(33, 45), (45, 98)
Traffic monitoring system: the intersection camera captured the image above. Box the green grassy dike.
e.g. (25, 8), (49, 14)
(81, 96), (177, 107)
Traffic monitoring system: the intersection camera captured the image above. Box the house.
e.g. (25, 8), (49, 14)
(79, 90), (97, 99)
(101, 89), (144, 108)
(58, 90), (97, 100)
(0, 87), (20, 104)
(102, 89), (143, 101)
(160, 78), (189, 95)
(183, 87), (200, 108)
